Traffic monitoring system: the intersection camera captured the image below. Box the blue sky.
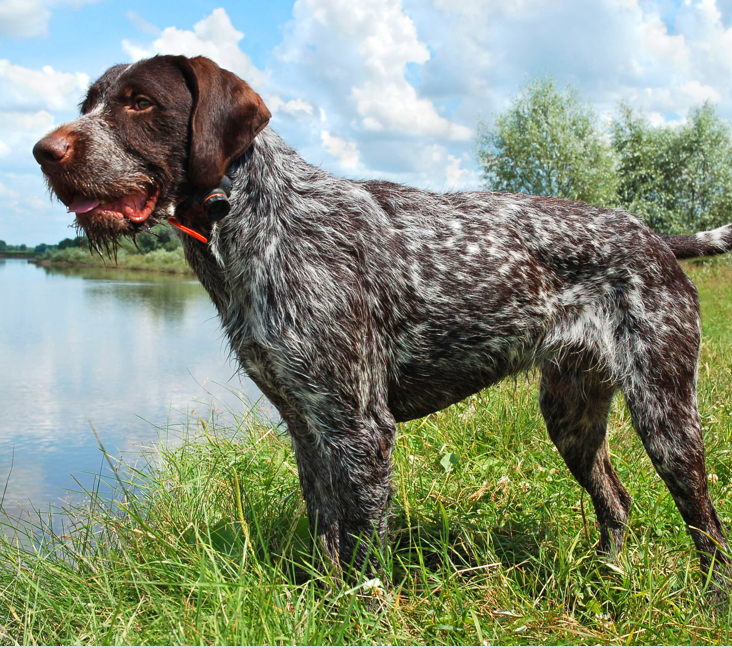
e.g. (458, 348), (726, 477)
(4, 0), (732, 245)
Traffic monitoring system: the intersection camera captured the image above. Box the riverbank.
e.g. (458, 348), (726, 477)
(32, 246), (193, 274)
(1, 261), (731, 645)
(0, 252), (36, 259)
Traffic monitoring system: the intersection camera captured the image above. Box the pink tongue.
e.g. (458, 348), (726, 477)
(67, 196), (101, 214)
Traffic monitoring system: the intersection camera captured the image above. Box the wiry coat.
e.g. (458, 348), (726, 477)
(34, 55), (731, 586)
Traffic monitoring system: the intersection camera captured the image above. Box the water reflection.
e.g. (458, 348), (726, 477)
(0, 259), (269, 521)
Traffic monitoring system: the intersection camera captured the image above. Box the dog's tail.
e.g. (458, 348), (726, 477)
(663, 224), (732, 260)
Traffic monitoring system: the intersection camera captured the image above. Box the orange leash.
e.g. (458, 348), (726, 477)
(167, 217), (208, 244)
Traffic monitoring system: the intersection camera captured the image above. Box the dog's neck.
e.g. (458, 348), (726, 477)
(174, 128), (315, 237)
(178, 128), (323, 315)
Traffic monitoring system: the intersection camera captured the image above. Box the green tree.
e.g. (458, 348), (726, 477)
(673, 102), (732, 231)
(19, 244), (26, 252)
(476, 77), (618, 207)
(134, 224), (181, 253)
(611, 104), (678, 233)
(136, 232), (158, 253)
(58, 237), (78, 250)
(612, 102), (732, 234)
(0, 240), (6, 252)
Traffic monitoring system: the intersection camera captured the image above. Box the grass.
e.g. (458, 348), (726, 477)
(2, 258), (732, 644)
(35, 246), (193, 274)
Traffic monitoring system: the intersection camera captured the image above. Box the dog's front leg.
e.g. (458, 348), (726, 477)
(289, 408), (395, 582)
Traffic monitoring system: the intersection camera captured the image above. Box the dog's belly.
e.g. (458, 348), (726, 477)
(386, 332), (542, 422)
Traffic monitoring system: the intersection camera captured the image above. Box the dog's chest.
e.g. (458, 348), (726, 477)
(182, 235), (292, 388)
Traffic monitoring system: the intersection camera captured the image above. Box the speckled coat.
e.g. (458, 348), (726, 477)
(181, 126), (729, 581)
(35, 55), (731, 587)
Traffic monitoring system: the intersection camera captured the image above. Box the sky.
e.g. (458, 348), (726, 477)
(4, 0), (732, 245)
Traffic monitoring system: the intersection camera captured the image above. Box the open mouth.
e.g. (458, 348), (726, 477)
(67, 187), (158, 224)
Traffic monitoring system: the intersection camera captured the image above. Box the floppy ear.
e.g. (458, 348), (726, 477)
(176, 56), (271, 189)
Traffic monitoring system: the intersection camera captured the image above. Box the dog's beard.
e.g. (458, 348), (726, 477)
(61, 185), (171, 259)
(73, 210), (151, 258)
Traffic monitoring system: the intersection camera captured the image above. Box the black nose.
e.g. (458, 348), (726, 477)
(33, 134), (71, 167)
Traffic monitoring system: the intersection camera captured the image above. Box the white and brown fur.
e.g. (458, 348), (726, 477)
(34, 55), (732, 587)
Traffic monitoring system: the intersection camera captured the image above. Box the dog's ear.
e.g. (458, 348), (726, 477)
(176, 56), (271, 189)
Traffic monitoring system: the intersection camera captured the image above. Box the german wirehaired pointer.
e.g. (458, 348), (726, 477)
(34, 55), (732, 587)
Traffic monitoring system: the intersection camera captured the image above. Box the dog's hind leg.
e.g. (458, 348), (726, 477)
(622, 348), (729, 588)
(540, 358), (632, 556)
(614, 266), (729, 590)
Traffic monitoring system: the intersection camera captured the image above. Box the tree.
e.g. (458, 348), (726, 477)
(58, 237), (78, 249)
(134, 224), (181, 253)
(673, 103), (732, 232)
(19, 244), (26, 252)
(136, 232), (158, 253)
(612, 102), (732, 234)
(476, 77), (618, 207)
(0, 240), (6, 252)
(611, 104), (678, 233)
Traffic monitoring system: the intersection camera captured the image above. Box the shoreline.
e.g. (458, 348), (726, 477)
(30, 257), (194, 275)
(29, 247), (194, 275)
(0, 252), (36, 259)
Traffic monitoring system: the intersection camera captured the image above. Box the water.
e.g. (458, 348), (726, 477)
(0, 258), (268, 520)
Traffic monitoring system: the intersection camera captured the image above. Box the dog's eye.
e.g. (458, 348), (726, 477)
(132, 97), (153, 111)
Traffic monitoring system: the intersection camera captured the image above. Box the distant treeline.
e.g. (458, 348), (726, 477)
(6, 223), (182, 256)
(477, 77), (732, 235)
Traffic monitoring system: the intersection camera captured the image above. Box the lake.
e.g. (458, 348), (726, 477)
(0, 258), (268, 521)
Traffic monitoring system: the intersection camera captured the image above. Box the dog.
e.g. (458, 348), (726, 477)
(33, 55), (732, 586)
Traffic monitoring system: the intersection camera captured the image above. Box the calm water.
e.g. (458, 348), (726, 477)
(0, 258), (268, 520)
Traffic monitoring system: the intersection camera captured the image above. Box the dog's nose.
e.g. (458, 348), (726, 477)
(33, 134), (71, 167)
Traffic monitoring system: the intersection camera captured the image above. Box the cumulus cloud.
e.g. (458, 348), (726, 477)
(0, 60), (89, 112)
(321, 130), (360, 169)
(0, 110), (55, 159)
(267, 95), (315, 120)
(410, 0), (732, 127)
(627, 80), (721, 114)
(445, 154), (479, 189)
(284, 0), (471, 140)
(0, 0), (96, 39)
(0, 0), (53, 38)
(122, 8), (266, 88)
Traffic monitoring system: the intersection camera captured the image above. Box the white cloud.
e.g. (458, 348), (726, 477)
(628, 80), (721, 114)
(641, 15), (691, 75)
(0, 0), (96, 39)
(0, 0), (53, 38)
(321, 130), (360, 169)
(272, 0), (472, 146)
(445, 154), (479, 189)
(267, 95), (315, 119)
(353, 81), (471, 139)
(405, 0), (732, 130)
(122, 8), (266, 88)
(0, 171), (69, 244)
(0, 60), (89, 112)
(295, 0), (471, 139)
(0, 110), (55, 158)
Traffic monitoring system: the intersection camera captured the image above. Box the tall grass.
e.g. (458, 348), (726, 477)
(1, 259), (732, 644)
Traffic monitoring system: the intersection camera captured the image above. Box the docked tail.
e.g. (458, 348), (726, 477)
(663, 224), (732, 259)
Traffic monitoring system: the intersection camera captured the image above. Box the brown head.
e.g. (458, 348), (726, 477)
(32, 55), (271, 249)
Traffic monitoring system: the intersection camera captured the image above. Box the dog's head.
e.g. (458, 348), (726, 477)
(32, 55), (270, 250)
